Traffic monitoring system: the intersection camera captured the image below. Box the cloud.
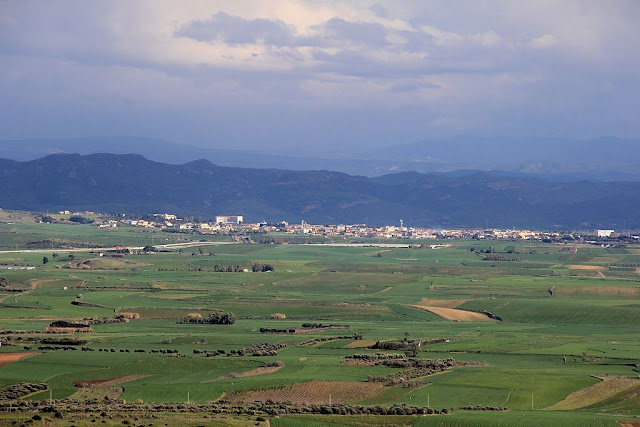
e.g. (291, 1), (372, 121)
(0, 0), (639, 150)
(369, 3), (389, 18)
(311, 17), (390, 47)
(528, 34), (557, 49)
(176, 12), (297, 46)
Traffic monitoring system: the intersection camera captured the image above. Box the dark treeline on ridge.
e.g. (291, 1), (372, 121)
(1, 153), (639, 228)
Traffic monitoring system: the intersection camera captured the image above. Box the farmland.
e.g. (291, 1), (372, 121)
(1, 222), (640, 425)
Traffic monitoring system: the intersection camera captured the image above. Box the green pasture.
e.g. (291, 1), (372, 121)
(1, 224), (639, 420)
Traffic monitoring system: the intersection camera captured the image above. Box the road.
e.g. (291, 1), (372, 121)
(0, 241), (450, 254)
(0, 241), (236, 254)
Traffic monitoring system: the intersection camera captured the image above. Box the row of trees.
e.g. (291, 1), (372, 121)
(1, 399), (454, 417)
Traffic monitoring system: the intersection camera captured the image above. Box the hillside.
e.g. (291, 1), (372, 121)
(1, 153), (639, 228)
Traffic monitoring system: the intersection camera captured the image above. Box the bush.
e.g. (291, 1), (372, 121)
(0, 382), (48, 400)
(270, 313), (286, 319)
(181, 312), (236, 325)
(187, 313), (203, 321)
(116, 312), (140, 320)
(69, 215), (94, 224)
(252, 264), (274, 272)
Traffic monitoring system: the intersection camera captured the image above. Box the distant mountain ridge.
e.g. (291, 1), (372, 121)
(1, 153), (639, 228)
(2, 136), (640, 181)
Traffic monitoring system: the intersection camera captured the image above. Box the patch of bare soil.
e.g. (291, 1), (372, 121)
(411, 304), (496, 322)
(415, 299), (467, 308)
(0, 352), (38, 367)
(569, 265), (606, 270)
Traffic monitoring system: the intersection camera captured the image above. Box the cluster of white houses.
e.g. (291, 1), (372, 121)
(87, 212), (631, 241)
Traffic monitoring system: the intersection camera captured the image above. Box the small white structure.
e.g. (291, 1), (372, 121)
(597, 229), (614, 238)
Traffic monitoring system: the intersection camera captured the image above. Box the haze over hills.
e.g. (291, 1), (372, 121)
(1, 153), (639, 229)
(2, 137), (640, 181)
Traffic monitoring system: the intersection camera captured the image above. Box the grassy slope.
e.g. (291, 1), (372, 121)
(0, 225), (639, 417)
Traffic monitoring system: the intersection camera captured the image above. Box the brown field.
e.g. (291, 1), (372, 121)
(227, 380), (384, 404)
(547, 376), (640, 410)
(345, 339), (378, 348)
(74, 375), (148, 388)
(0, 352), (38, 367)
(415, 299), (467, 308)
(206, 366), (283, 382)
(569, 265), (607, 270)
(411, 305), (496, 322)
(69, 386), (124, 401)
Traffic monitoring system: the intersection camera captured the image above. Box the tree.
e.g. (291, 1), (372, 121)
(69, 215), (94, 224)
(42, 256), (49, 264)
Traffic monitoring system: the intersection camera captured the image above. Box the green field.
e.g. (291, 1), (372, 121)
(1, 222), (639, 425)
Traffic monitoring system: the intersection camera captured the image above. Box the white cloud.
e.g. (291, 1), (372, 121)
(0, 0), (639, 147)
(528, 34), (557, 49)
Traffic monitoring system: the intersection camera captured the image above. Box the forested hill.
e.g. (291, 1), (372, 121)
(1, 153), (639, 228)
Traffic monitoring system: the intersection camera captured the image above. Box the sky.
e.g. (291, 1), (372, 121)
(1, 1), (639, 154)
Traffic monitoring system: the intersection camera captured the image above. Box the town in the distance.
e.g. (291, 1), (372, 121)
(43, 209), (632, 244)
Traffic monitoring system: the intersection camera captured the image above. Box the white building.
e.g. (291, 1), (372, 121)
(597, 229), (614, 238)
(215, 215), (243, 224)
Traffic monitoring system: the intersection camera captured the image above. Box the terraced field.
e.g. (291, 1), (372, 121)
(0, 222), (639, 425)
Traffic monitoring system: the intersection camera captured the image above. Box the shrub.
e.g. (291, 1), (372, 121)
(181, 312), (236, 325)
(270, 313), (286, 319)
(187, 313), (203, 321)
(68, 215), (94, 224)
(116, 312), (140, 320)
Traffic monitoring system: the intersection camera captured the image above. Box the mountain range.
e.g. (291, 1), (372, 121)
(1, 153), (639, 229)
(2, 136), (640, 181)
